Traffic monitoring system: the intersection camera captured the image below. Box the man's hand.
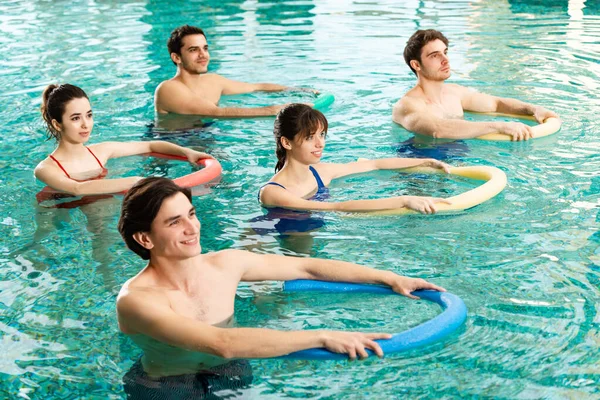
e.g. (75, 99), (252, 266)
(423, 159), (451, 174)
(533, 106), (559, 124)
(402, 196), (452, 214)
(500, 122), (533, 141)
(389, 276), (446, 300)
(320, 331), (392, 360)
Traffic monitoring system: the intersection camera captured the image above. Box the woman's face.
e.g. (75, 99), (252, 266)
(54, 97), (93, 144)
(290, 124), (327, 164)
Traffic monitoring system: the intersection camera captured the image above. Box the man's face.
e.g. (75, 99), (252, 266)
(416, 39), (450, 81)
(176, 34), (210, 74)
(145, 192), (202, 260)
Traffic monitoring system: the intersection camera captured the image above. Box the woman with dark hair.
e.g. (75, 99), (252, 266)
(259, 104), (451, 214)
(34, 83), (213, 198)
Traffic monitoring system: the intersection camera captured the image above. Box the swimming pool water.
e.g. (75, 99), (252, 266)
(1, 0), (599, 398)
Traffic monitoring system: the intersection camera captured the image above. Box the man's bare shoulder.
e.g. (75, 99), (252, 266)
(155, 78), (189, 96)
(205, 249), (251, 266)
(117, 276), (167, 316)
(393, 91), (426, 118)
(444, 83), (471, 95)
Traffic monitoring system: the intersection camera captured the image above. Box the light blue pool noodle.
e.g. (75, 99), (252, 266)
(279, 280), (467, 360)
(312, 93), (335, 110)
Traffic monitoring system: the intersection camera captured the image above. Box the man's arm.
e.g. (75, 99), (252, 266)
(117, 289), (390, 360)
(235, 250), (444, 299)
(155, 81), (284, 117)
(393, 97), (533, 141)
(220, 76), (288, 95)
(459, 85), (559, 123)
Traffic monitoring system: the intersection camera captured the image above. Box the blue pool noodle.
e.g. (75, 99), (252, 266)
(279, 280), (467, 360)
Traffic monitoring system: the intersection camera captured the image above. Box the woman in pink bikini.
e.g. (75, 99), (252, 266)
(34, 83), (213, 199)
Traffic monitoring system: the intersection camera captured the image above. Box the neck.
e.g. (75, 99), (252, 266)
(146, 253), (203, 293)
(416, 76), (445, 104)
(54, 140), (87, 156)
(279, 157), (313, 184)
(175, 67), (205, 83)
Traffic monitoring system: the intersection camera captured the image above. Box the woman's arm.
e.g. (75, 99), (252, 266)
(92, 141), (212, 162)
(319, 158), (450, 183)
(34, 162), (140, 196)
(259, 184), (449, 214)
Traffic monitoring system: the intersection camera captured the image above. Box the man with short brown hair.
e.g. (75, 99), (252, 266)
(155, 25), (310, 117)
(393, 29), (559, 141)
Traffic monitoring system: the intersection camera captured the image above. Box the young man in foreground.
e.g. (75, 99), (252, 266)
(117, 178), (444, 395)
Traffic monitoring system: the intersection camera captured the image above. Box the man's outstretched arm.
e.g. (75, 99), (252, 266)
(459, 85), (559, 123)
(393, 97), (534, 141)
(221, 76), (288, 95)
(235, 249), (444, 299)
(155, 81), (285, 117)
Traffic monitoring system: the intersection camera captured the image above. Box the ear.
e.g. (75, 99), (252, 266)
(280, 136), (293, 150)
(170, 52), (181, 65)
(410, 59), (421, 72)
(51, 119), (62, 133)
(133, 231), (154, 251)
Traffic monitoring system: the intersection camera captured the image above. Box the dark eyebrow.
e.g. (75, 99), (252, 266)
(426, 47), (447, 57)
(162, 206), (196, 224)
(69, 109), (92, 118)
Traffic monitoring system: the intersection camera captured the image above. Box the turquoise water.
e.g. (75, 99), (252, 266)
(1, 0), (600, 398)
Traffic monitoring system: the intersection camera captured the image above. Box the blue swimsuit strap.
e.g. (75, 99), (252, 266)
(258, 182), (287, 202)
(309, 166), (325, 189)
(259, 168), (324, 202)
(262, 182), (287, 190)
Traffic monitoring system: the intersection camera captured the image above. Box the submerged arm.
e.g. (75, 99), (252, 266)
(117, 290), (390, 360)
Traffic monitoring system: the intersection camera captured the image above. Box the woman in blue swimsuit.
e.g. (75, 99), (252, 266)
(259, 104), (451, 214)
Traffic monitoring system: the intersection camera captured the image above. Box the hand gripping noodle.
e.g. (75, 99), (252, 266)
(312, 93), (335, 110)
(363, 165), (507, 216)
(473, 113), (561, 141)
(279, 280), (467, 360)
(143, 152), (222, 189)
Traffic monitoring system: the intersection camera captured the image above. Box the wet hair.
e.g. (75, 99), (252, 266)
(273, 104), (328, 172)
(118, 177), (192, 260)
(167, 25), (206, 65)
(40, 84), (89, 141)
(403, 29), (449, 75)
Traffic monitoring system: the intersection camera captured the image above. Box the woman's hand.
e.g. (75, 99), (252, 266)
(422, 159), (451, 173)
(401, 195), (451, 214)
(185, 149), (215, 165)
